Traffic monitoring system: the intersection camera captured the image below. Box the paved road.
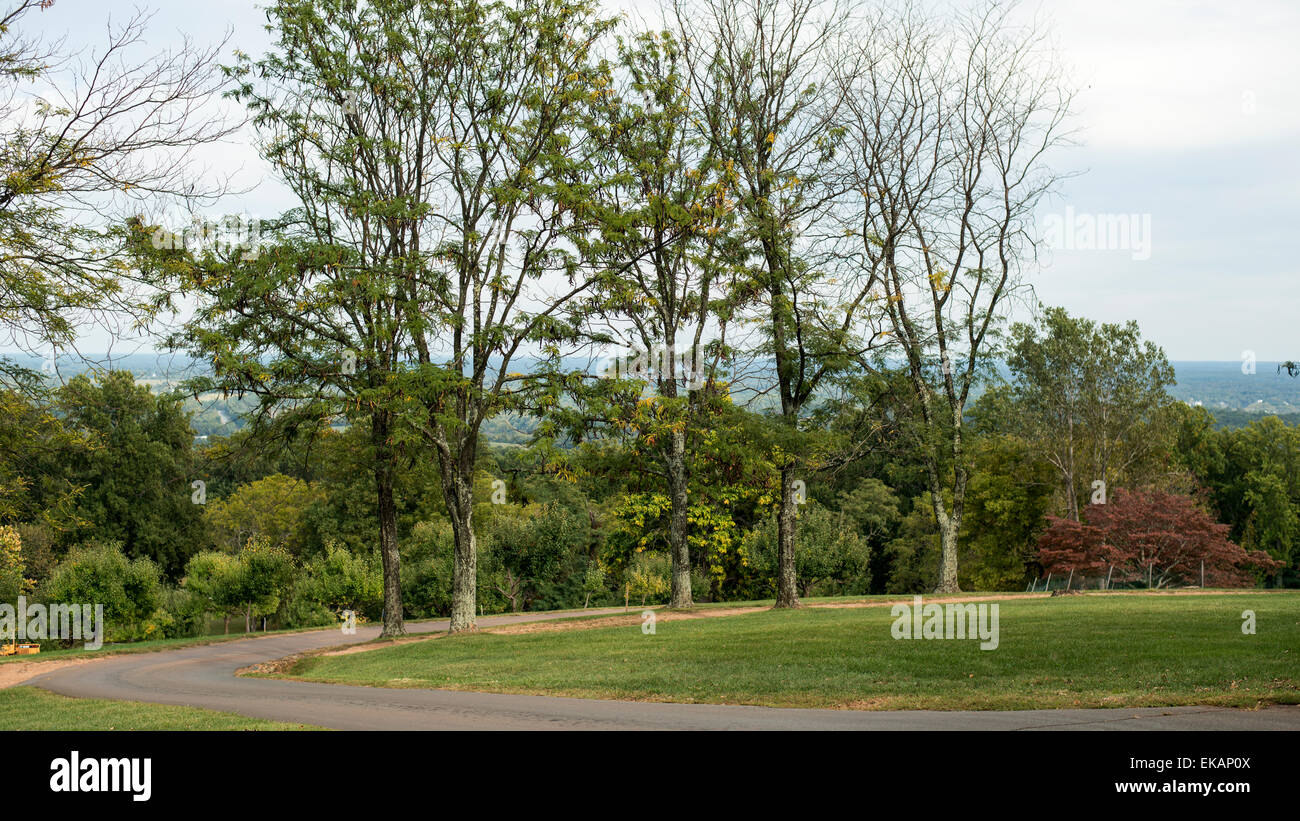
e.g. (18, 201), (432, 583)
(27, 610), (1300, 730)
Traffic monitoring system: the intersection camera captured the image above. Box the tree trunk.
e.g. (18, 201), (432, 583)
(935, 514), (961, 593)
(449, 470), (478, 633)
(223, 615), (229, 634)
(373, 412), (405, 638)
(666, 426), (693, 609)
(774, 466), (801, 608)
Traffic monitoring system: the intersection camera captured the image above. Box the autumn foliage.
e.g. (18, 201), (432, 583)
(1036, 488), (1281, 587)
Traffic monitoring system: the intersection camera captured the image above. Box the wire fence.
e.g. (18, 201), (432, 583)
(1029, 562), (1213, 592)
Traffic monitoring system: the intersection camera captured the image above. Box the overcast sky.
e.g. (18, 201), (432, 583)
(26, 0), (1300, 361)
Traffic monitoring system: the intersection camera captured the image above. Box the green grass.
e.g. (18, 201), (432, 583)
(281, 592), (1300, 710)
(0, 687), (324, 730)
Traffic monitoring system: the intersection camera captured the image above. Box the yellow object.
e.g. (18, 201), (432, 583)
(0, 643), (40, 656)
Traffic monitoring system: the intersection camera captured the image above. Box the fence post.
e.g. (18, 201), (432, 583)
(1105, 564), (1113, 590)
(1044, 572), (1052, 592)
(1066, 568), (1074, 591)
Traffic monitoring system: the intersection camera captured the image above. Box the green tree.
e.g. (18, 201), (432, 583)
(746, 504), (872, 597)
(182, 551), (244, 633)
(42, 542), (164, 640)
(144, 0), (461, 636)
(396, 0), (621, 632)
(579, 27), (740, 610)
(1004, 306), (1175, 521)
(678, 0), (867, 608)
(54, 371), (205, 577)
(298, 540), (384, 622)
(204, 473), (323, 555)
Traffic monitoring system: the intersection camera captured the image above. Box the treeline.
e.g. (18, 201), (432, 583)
(0, 303), (1292, 641)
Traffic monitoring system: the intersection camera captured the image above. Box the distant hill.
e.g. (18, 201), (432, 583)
(8, 353), (1299, 435)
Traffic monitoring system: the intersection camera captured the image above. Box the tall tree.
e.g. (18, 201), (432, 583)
(398, 0), (620, 632)
(675, 0), (865, 608)
(581, 28), (738, 608)
(146, 0), (454, 635)
(838, 0), (1073, 591)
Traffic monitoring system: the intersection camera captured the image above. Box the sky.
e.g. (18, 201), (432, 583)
(19, 0), (1300, 361)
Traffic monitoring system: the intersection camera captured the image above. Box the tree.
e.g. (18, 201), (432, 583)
(746, 504), (871, 597)
(627, 551), (670, 605)
(232, 537), (295, 632)
(1036, 488), (1281, 588)
(0, 524), (29, 601)
(147, 0), (458, 636)
(183, 538), (295, 633)
(957, 432), (1056, 590)
(481, 502), (582, 612)
(42, 542), (164, 640)
(398, 0), (621, 632)
(1220, 417), (1300, 585)
(204, 473), (323, 555)
(675, 0), (867, 608)
(581, 561), (606, 609)
(182, 550), (243, 633)
(0, 386), (90, 530)
(53, 371), (205, 577)
(1004, 306), (1174, 521)
(0, 0), (235, 387)
(838, 0), (1073, 591)
(297, 540), (384, 622)
(581, 27), (738, 610)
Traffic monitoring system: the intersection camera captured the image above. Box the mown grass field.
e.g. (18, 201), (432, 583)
(0, 687), (323, 730)
(280, 592), (1300, 710)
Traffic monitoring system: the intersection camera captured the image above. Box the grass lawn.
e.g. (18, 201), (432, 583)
(0, 687), (324, 730)
(280, 592), (1300, 710)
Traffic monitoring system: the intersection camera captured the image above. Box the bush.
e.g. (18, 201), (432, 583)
(40, 542), (164, 641)
(296, 540), (384, 623)
(746, 505), (872, 598)
(626, 552), (670, 605)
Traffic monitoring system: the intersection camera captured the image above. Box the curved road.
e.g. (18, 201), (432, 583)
(26, 610), (1300, 730)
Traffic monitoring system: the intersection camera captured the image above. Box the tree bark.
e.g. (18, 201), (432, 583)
(448, 470), (478, 633)
(935, 514), (961, 593)
(774, 465), (801, 608)
(373, 412), (405, 638)
(666, 425), (693, 609)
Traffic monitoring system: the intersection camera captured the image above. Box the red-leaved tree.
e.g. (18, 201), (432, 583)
(1036, 488), (1281, 588)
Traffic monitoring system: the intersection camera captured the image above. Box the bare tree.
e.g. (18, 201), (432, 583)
(836, 0), (1073, 591)
(0, 0), (238, 386)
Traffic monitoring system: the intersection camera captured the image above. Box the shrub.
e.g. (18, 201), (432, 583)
(40, 542), (164, 641)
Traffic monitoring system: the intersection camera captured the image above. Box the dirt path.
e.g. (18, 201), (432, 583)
(0, 656), (102, 689)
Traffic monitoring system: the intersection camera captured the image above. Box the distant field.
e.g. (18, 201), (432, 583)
(278, 592), (1300, 711)
(0, 688), (322, 730)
